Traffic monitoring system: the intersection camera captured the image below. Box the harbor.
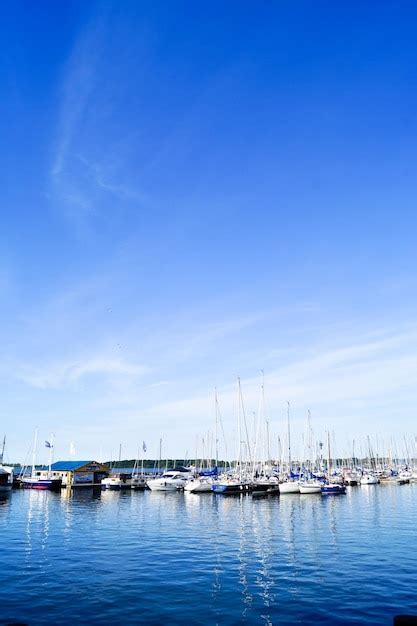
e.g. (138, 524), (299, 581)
(4, 414), (417, 496)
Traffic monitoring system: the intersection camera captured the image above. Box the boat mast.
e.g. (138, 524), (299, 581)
(238, 377), (252, 475)
(48, 432), (54, 473)
(278, 435), (282, 475)
(261, 370), (268, 472)
(252, 374), (263, 480)
(327, 430), (331, 481)
(0, 435), (5, 465)
(237, 377), (242, 481)
(287, 401), (291, 476)
(214, 387), (219, 469)
(158, 438), (162, 473)
(31, 427), (38, 478)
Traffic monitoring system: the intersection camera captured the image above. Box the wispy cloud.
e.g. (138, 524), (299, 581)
(75, 154), (147, 202)
(49, 8), (146, 232)
(51, 15), (107, 178)
(16, 355), (149, 390)
(128, 326), (417, 452)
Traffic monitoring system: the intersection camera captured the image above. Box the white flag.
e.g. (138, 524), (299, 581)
(69, 442), (76, 457)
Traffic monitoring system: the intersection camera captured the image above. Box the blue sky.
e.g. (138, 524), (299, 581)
(2, 1), (417, 463)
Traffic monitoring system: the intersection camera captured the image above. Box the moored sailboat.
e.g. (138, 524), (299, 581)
(212, 378), (253, 495)
(279, 402), (300, 494)
(21, 430), (62, 491)
(321, 432), (346, 495)
(298, 411), (322, 494)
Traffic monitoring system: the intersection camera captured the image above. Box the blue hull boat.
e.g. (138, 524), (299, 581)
(321, 484), (346, 495)
(212, 482), (251, 494)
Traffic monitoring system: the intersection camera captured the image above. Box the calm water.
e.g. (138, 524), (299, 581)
(1, 484), (417, 625)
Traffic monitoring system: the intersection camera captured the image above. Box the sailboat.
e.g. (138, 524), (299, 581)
(299, 411), (322, 494)
(250, 374), (280, 496)
(131, 443), (148, 490)
(212, 379), (252, 494)
(321, 432), (346, 495)
(279, 402), (300, 494)
(185, 390), (220, 494)
(359, 436), (379, 485)
(21, 429), (62, 491)
(101, 444), (147, 490)
(0, 436), (13, 493)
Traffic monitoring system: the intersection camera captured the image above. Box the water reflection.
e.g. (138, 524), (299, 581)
(278, 493), (299, 587)
(24, 490), (54, 577)
(251, 499), (276, 624)
(237, 496), (253, 619)
(0, 492), (11, 506)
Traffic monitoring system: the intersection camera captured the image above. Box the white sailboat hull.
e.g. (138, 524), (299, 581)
(184, 478), (213, 493)
(360, 475), (378, 485)
(279, 482), (300, 494)
(299, 482), (321, 494)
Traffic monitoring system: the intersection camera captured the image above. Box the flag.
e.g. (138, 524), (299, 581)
(69, 442), (76, 457)
(142, 441), (147, 453)
(45, 441), (52, 448)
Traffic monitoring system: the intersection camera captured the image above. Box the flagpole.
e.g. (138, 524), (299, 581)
(48, 433), (54, 473)
(32, 427), (38, 478)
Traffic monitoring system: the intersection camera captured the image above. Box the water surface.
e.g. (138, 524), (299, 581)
(1, 484), (416, 624)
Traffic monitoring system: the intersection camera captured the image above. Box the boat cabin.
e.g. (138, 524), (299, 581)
(0, 467), (11, 487)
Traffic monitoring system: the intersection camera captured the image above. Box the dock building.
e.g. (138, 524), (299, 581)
(40, 461), (109, 488)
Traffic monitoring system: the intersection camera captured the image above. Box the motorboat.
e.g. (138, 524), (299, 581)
(147, 468), (192, 491)
(131, 474), (147, 490)
(101, 472), (146, 490)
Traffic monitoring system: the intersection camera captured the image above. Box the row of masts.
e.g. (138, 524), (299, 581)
(189, 382), (417, 477)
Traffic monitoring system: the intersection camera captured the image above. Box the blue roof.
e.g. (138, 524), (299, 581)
(51, 461), (104, 471)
